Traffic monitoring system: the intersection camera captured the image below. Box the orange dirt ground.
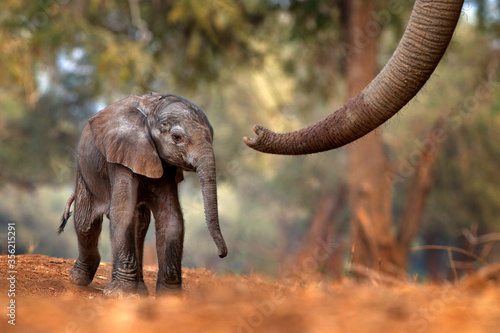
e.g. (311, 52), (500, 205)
(1, 254), (500, 332)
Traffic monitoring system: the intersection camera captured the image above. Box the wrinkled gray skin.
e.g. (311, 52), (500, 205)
(59, 93), (227, 297)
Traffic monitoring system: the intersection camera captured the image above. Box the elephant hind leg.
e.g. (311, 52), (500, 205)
(69, 171), (103, 287)
(151, 184), (185, 295)
(135, 203), (151, 295)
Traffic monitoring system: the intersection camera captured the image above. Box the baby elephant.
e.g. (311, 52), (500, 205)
(59, 93), (227, 297)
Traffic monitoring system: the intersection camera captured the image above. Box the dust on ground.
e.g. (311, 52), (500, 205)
(1, 254), (499, 332)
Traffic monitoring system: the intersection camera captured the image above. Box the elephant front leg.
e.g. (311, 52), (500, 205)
(103, 168), (141, 298)
(152, 186), (185, 295)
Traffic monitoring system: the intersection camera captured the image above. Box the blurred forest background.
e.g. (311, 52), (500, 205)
(0, 0), (499, 281)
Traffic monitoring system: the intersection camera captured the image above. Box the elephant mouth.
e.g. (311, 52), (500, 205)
(179, 163), (196, 172)
(163, 154), (196, 172)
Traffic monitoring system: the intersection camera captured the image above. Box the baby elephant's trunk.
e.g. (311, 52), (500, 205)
(196, 148), (228, 258)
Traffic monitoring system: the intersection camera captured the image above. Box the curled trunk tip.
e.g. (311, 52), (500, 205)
(217, 242), (228, 258)
(242, 125), (274, 151)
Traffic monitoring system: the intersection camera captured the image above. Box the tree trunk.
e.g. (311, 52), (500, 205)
(294, 186), (347, 280)
(347, 0), (402, 277)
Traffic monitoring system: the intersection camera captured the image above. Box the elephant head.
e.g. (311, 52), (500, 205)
(244, 0), (465, 155)
(89, 93), (227, 258)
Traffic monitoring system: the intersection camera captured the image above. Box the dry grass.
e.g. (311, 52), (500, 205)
(1, 255), (500, 332)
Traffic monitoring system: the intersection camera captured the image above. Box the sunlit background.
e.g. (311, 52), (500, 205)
(0, 0), (499, 281)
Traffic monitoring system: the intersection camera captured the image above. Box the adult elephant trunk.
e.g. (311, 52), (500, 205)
(196, 147), (228, 258)
(244, 0), (464, 155)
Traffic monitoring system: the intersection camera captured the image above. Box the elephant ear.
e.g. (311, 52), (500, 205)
(89, 97), (163, 178)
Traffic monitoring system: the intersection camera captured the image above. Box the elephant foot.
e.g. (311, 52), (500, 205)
(69, 256), (100, 286)
(103, 279), (139, 299)
(155, 282), (182, 297)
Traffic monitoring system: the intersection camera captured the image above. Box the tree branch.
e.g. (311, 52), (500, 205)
(397, 117), (446, 252)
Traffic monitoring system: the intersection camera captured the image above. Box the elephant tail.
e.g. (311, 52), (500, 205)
(58, 192), (75, 234)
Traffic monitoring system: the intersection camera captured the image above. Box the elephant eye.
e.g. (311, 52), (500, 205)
(172, 133), (184, 144)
